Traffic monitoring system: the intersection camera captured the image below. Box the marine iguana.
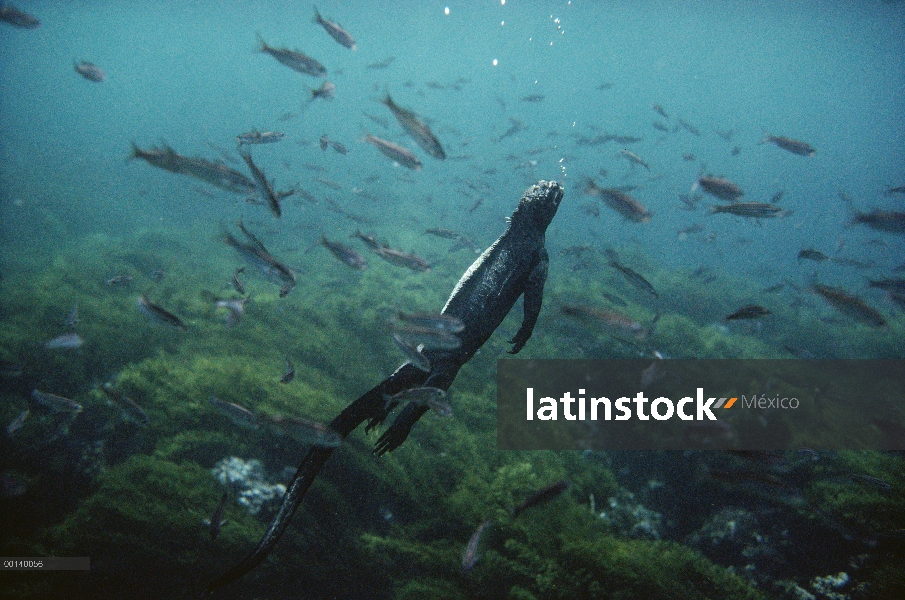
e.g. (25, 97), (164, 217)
(203, 180), (563, 596)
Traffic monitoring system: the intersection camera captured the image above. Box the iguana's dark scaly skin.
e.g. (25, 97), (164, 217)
(204, 181), (562, 596)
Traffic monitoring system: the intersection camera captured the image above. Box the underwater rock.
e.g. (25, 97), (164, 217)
(211, 456), (285, 516)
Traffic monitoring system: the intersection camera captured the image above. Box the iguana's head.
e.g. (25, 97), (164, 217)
(511, 180), (563, 231)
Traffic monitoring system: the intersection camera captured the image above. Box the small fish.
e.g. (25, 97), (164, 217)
(65, 303), (79, 329)
(760, 134), (816, 157)
(393, 312), (464, 334)
(313, 5), (356, 50)
(850, 473), (893, 491)
(31, 390), (83, 414)
(725, 305), (770, 321)
(215, 297), (248, 327)
(391, 325), (461, 350)
(0, 4), (40, 28)
(762, 282), (786, 294)
(236, 130), (285, 146)
(6, 409), (29, 437)
(209, 396), (259, 429)
(321, 236), (368, 270)
(867, 278), (905, 295)
(310, 80), (336, 101)
(391, 333), (430, 372)
(280, 357), (295, 384)
(812, 284), (886, 328)
(101, 383), (150, 426)
(521, 94), (545, 102)
(137, 295), (188, 330)
(798, 249), (828, 262)
(256, 34), (326, 77)
(279, 284), (292, 298)
(884, 185), (905, 196)
(652, 121), (670, 132)
(107, 275), (133, 286)
(239, 148), (281, 218)
(584, 180), (652, 223)
(605, 251), (658, 298)
(365, 56), (395, 70)
(850, 209), (905, 234)
(513, 480), (570, 518)
(319, 135), (330, 151)
(381, 94), (445, 160)
(708, 202), (790, 219)
(231, 267), (246, 294)
(697, 176), (744, 202)
(74, 60), (105, 82)
(561, 304), (651, 342)
(44, 333), (84, 350)
(461, 521), (491, 574)
(651, 103), (669, 119)
(384, 387), (452, 417)
(263, 414), (341, 447)
(329, 141), (348, 155)
(769, 191), (785, 204)
(682, 153), (696, 162)
(362, 134), (422, 170)
(374, 247), (431, 272)
(676, 118), (700, 136)
(208, 493), (229, 540)
(619, 149), (650, 171)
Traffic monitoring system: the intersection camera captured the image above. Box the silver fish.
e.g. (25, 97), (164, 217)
(381, 94), (445, 160)
(263, 414), (341, 447)
(101, 383), (150, 426)
(237, 130), (285, 146)
(256, 34), (326, 77)
(385, 387), (452, 417)
(462, 520), (491, 574)
(393, 312), (464, 334)
(44, 333), (84, 350)
(239, 148), (281, 218)
(209, 396), (259, 429)
(6, 409), (29, 437)
(363, 134), (422, 170)
(391, 333), (431, 372)
(207, 493), (229, 540)
(215, 297), (248, 327)
(74, 60), (105, 82)
(224, 232), (296, 289)
(313, 6), (356, 50)
(138, 295), (187, 329)
(280, 357), (295, 384)
(31, 390), (82, 414)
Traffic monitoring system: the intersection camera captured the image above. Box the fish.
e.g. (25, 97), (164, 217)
(0, 4), (40, 29)
(461, 520), (491, 574)
(640, 352), (664, 389)
(107, 275), (133, 286)
(682, 153), (696, 162)
(762, 282), (786, 293)
(31, 390), (83, 414)
(236, 130), (285, 146)
(351, 230), (385, 251)
(362, 134), (422, 170)
(652, 121), (670, 132)
(319, 135), (329, 151)
(130, 142), (256, 194)
(329, 141), (348, 155)
(215, 297), (248, 327)
(383, 387), (452, 417)
(44, 333), (84, 350)
(393, 312), (465, 334)
(850, 209), (905, 234)
(760, 135), (816, 157)
(676, 118), (700, 136)
(561, 304), (651, 341)
(225, 230), (296, 290)
(312, 6), (356, 50)
(798, 249), (828, 262)
(310, 81), (336, 101)
(148, 269), (166, 283)
(238, 148), (281, 218)
(374, 247), (431, 272)
(867, 278), (905, 295)
(381, 94), (446, 160)
(262, 414), (341, 447)
(850, 474), (893, 491)
(697, 176), (744, 201)
(605, 250), (658, 298)
(208, 493), (229, 540)
(101, 383), (150, 426)
(619, 149), (650, 171)
(320, 236), (368, 270)
(708, 202), (790, 218)
(280, 357), (295, 384)
(884, 185), (905, 196)
(137, 295), (188, 330)
(256, 34), (326, 77)
(725, 305), (771, 321)
(583, 180), (652, 223)
(391, 324), (462, 351)
(498, 117), (526, 141)
(812, 284), (886, 328)
(513, 480), (570, 518)
(6, 409), (29, 437)
(651, 103), (669, 119)
(209, 396), (259, 429)
(391, 333), (431, 372)
(521, 94), (545, 102)
(231, 267), (246, 294)
(73, 61), (105, 82)
(366, 56), (395, 70)
(769, 191), (785, 204)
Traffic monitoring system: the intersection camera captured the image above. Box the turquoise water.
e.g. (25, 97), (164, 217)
(1, 2), (904, 599)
